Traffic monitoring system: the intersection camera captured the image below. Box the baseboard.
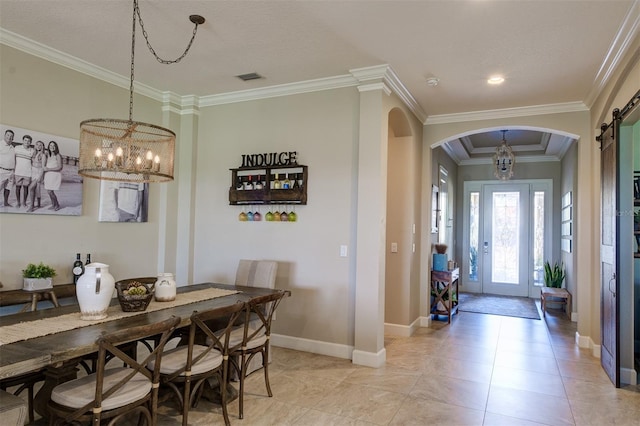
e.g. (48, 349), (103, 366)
(272, 333), (386, 368)
(384, 317), (422, 337)
(621, 367), (638, 385)
(575, 331), (602, 358)
(271, 333), (353, 360)
(352, 347), (386, 368)
(421, 315), (431, 327)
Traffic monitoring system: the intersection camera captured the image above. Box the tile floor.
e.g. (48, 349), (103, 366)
(25, 305), (640, 425)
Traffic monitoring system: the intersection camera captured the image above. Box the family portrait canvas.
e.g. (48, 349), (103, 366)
(99, 181), (149, 223)
(0, 124), (83, 216)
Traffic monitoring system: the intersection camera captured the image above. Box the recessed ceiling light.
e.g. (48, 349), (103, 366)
(487, 76), (505, 85)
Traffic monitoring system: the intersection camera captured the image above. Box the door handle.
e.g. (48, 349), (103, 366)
(483, 241), (489, 254)
(609, 273), (616, 296)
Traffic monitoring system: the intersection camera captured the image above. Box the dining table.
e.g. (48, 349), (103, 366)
(0, 282), (290, 419)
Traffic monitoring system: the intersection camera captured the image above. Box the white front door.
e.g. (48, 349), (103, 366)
(463, 180), (550, 297)
(481, 184), (531, 297)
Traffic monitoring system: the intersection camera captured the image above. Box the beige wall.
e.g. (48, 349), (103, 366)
(0, 45), (164, 288)
(561, 140), (578, 313)
(192, 89), (359, 346)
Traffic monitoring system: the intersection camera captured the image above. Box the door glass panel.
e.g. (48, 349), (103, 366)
(533, 191), (545, 286)
(469, 191), (479, 281)
(491, 192), (519, 284)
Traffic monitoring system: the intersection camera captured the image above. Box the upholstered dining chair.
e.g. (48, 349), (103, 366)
(228, 290), (288, 419)
(151, 301), (246, 426)
(235, 259), (277, 289)
(47, 315), (180, 426)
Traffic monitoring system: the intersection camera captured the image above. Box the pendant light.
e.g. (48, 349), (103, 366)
(78, 0), (205, 183)
(493, 130), (515, 181)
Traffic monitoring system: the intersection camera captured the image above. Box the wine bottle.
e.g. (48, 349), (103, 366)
(255, 175), (264, 190)
(273, 173), (281, 189)
(85, 253), (91, 265)
(245, 175), (254, 190)
(72, 253), (84, 284)
(235, 175), (244, 190)
(292, 173), (300, 190)
(283, 173), (291, 189)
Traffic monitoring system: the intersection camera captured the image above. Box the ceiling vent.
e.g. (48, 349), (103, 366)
(236, 72), (263, 81)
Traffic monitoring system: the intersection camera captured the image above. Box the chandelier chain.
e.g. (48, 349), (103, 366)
(129, 0), (137, 122)
(135, 0), (202, 65)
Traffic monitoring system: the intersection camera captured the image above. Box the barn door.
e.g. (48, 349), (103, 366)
(599, 119), (620, 387)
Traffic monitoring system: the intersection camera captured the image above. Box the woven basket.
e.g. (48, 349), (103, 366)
(115, 278), (155, 312)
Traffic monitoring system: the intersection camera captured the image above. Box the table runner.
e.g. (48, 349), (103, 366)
(0, 287), (238, 346)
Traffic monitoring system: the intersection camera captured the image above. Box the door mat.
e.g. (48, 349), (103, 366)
(458, 292), (541, 320)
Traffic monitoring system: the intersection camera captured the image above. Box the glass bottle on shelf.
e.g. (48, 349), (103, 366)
(236, 175), (244, 190)
(283, 173), (291, 189)
(273, 173), (282, 189)
(255, 175), (263, 190)
(292, 173), (300, 190)
(244, 175), (254, 190)
(85, 253), (91, 265)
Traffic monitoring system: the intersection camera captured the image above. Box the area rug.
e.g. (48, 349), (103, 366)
(458, 292), (541, 320)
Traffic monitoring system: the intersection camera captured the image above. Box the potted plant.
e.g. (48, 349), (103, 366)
(22, 262), (57, 291)
(543, 260), (565, 288)
(433, 243), (448, 271)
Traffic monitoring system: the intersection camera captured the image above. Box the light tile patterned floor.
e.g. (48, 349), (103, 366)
(25, 306), (640, 425)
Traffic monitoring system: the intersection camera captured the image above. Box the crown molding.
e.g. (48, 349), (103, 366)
(584, 0), (640, 108)
(0, 28), (164, 102)
(424, 101), (589, 125)
(350, 65), (427, 123)
(198, 74), (356, 107)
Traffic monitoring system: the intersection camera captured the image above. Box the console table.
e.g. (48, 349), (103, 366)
(430, 268), (459, 323)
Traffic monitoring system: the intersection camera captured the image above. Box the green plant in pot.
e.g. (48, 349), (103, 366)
(22, 262), (57, 291)
(543, 261), (565, 288)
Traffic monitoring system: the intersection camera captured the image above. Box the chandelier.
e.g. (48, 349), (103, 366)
(493, 130), (515, 181)
(78, 0), (205, 183)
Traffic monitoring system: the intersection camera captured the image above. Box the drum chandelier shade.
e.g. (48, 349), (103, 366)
(493, 130), (515, 181)
(78, 0), (204, 183)
(79, 119), (175, 183)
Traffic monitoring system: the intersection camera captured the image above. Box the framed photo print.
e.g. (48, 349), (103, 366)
(99, 180), (149, 222)
(0, 124), (83, 216)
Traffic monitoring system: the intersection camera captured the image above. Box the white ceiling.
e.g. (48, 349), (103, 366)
(1, 0), (639, 161)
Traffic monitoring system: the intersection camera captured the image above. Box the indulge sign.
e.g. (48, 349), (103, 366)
(240, 151), (298, 168)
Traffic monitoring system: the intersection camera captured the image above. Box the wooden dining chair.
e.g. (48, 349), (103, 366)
(234, 259), (277, 378)
(151, 301), (246, 426)
(0, 370), (44, 424)
(47, 315), (180, 426)
(228, 290), (287, 419)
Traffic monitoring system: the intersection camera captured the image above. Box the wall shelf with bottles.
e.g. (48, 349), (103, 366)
(229, 165), (308, 205)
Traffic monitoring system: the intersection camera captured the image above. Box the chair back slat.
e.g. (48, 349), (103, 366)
(243, 290), (287, 344)
(163, 301), (246, 382)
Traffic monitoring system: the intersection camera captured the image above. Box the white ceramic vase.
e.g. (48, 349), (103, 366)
(155, 273), (176, 302)
(76, 262), (115, 320)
